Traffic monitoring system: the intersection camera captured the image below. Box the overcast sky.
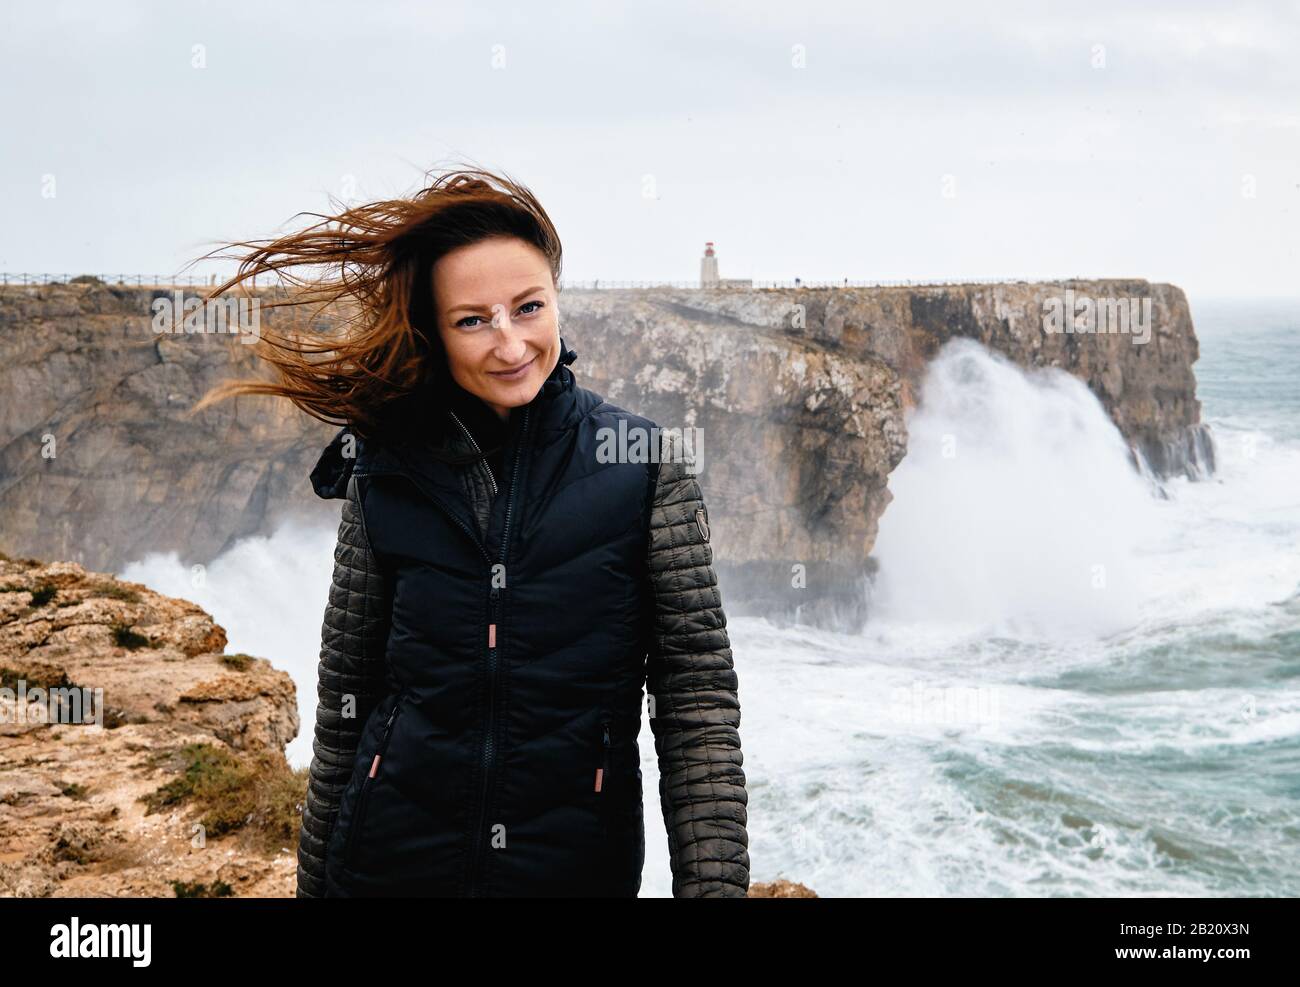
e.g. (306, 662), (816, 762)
(2, 0), (1297, 297)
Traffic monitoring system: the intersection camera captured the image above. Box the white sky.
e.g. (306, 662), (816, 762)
(2, 0), (1297, 297)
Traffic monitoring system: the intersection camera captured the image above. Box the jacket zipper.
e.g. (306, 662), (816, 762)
(448, 409), (499, 499)
(353, 405), (531, 895)
(467, 404), (531, 897)
(596, 719), (610, 792)
(344, 700), (403, 867)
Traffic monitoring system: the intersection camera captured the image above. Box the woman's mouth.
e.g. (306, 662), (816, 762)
(487, 354), (537, 381)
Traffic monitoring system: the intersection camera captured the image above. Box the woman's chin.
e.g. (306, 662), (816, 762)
(483, 370), (540, 401)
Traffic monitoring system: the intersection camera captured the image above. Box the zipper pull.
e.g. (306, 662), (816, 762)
(371, 705), (400, 777)
(488, 623), (496, 648)
(595, 722), (610, 792)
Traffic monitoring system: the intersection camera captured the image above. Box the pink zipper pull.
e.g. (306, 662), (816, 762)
(369, 754), (381, 778)
(488, 623), (496, 648)
(595, 722), (610, 791)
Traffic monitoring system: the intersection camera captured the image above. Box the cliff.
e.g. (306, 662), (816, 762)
(0, 284), (338, 574)
(0, 280), (1210, 628)
(0, 551), (300, 897)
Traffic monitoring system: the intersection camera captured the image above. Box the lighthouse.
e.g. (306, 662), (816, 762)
(700, 241), (719, 288)
(699, 242), (752, 290)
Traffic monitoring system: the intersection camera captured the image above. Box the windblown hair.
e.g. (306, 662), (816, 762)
(187, 165), (563, 444)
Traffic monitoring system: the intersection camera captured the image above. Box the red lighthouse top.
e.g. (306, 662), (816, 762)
(704, 242), (715, 257)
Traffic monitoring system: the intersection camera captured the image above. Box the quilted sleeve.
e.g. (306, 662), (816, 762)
(295, 473), (393, 898)
(645, 429), (750, 897)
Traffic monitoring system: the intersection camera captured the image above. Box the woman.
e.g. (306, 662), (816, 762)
(193, 167), (750, 897)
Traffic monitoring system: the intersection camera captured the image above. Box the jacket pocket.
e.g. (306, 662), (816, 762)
(594, 716), (643, 806)
(344, 700), (404, 869)
(594, 716), (611, 794)
(593, 714), (644, 893)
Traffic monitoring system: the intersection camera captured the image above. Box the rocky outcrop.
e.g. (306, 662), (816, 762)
(747, 878), (818, 898)
(0, 552), (300, 897)
(0, 280), (1210, 629)
(815, 280), (1213, 478)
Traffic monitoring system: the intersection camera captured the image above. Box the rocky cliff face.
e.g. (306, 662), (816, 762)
(0, 552), (300, 897)
(0, 285), (338, 574)
(0, 280), (1210, 629)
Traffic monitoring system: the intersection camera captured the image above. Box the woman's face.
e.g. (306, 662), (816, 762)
(432, 236), (561, 422)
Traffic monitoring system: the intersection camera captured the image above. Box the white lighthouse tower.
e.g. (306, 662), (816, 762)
(698, 241), (750, 290)
(700, 241), (719, 288)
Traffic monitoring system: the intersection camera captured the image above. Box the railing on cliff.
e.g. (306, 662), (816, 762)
(0, 273), (1101, 290)
(0, 273), (252, 287)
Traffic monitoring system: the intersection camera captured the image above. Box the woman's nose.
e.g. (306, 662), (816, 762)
(488, 314), (528, 362)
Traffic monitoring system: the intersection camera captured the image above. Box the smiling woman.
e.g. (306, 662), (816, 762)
(183, 165), (750, 899)
(434, 239), (563, 422)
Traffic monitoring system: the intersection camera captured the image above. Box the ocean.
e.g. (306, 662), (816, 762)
(675, 297), (1300, 898)
(121, 297), (1300, 897)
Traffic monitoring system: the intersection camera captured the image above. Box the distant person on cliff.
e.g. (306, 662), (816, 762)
(189, 166), (750, 898)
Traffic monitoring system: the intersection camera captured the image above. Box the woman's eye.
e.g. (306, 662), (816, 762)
(455, 301), (543, 329)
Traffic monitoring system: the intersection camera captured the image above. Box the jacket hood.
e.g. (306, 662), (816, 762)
(310, 336), (580, 500)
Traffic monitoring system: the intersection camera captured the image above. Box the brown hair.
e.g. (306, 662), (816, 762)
(187, 165), (563, 443)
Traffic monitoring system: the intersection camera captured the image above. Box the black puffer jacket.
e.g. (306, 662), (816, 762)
(295, 339), (749, 897)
